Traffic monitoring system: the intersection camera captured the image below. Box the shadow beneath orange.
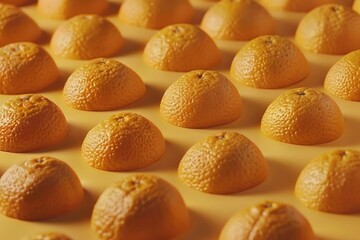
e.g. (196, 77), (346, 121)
(37, 30), (52, 45)
(45, 69), (71, 93)
(274, 17), (299, 37)
(140, 140), (187, 172)
(214, 49), (236, 71)
(47, 188), (98, 224)
(193, 7), (207, 25)
(127, 84), (164, 109)
(118, 38), (144, 56)
(290, 61), (330, 88)
(105, 1), (121, 16)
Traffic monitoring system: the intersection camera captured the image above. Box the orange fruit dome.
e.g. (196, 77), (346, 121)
(261, 87), (344, 145)
(81, 112), (165, 171)
(259, 0), (353, 12)
(219, 201), (316, 240)
(295, 4), (360, 55)
(0, 156), (83, 220)
(200, 0), (275, 41)
(295, 149), (360, 214)
(324, 49), (360, 101)
(0, 42), (59, 94)
(38, 0), (108, 19)
(118, 0), (195, 29)
(354, 0), (360, 13)
(0, 3), (41, 47)
(178, 132), (267, 194)
(91, 174), (189, 240)
(160, 70), (243, 128)
(23, 232), (72, 240)
(0, 95), (68, 152)
(143, 24), (221, 72)
(230, 35), (310, 89)
(50, 15), (124, 60)
(63, 58), (146, 111)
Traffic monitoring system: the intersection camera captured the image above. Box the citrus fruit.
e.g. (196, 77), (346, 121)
(0, 156), (83, 220)
(81, 112), (165, 171)
(143, 24), (221, 72)
(295, 149), (360, 214)
(38, 0), (108, 19)
(259, 0), (353, 12)
(0, 42), (59, 94)
(63, 58), (145, 111)
(23, 232), (72, 240)
(324, 49), (360, 101)
(118, 0), (195, 29)
(91, 174), (189, 240)
(261, 87), (344, 145)
(219, 201), (316, 240)
(0, 94), (68, 152)
(50, 15), (123, 60)
(354, 0), (360, 13)
(295, 4), (360, 54)
(0, 3), (41, 47)
(160, 70), (243, 128)
(178, 131), (267, 194)
(230, 35), (309, 89)
(200, 0), (275, 41)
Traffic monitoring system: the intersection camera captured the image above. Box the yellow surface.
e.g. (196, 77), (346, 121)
(0, 1), (360, 239)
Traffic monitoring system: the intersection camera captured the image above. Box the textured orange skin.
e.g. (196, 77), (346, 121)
(0, 157), (83, 220)
(0, 4), (41, 47)
(354, 0), (360, 13)
(24, 232), (73, 240)
(201, 0), (275, 41)
(143, 24), (221, 72)
(91, 174), (189, 240)
(118, 0), (195, 29)
(0, 42), (59, 94)
(0, 95), (68, 152)
(38, 0), (108, 19)
(295, 4), (360, 55)
(81, 113), (165, 171)
(50, 15), (124, 60)
(219, 201), (316, 240)
(178, 132), (267, 194)
(160, 70), (242, 128)
(295, 149), (360, 214)
(260, 0), (353, 12)
(63, 58), (145, 111)
(324, 49), (360, 101)
(230, 35), (309, 89)
(261, 87), (344, 145)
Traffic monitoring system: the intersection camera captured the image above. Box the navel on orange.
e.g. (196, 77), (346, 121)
(63, 58), (145, 111)
(0, 156), (83, 220)
(81, 112), (165, 171)
(119, 0), (194, 29)
(230, 35), (309, 89)
(160, 70), (243, 128)
(91, 174), (189, 240)
(261, 87), (344, 145)
(219, 201), (315, 240)
(201, 0), (275, 41)
(143, 24), (221, 71)
(178, 132), (267, 194)
(295, 149), (360, 214)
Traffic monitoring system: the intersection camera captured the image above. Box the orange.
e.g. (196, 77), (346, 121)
(23, 232), (72, 240)
(118, 0), (195, 29)
(91, 174), (189, 240)
(0, 95), (68, 152)
(160, 70), (243, 128)
(261, 87), (344, 145)
(324, 49), (360, 101)
(219, 201), (316, 240)
(295, 149), (360, 214)
(50, 15), (124, 60)
(230, 35), (310, 89)
(259, 0), (353, 12)
(81, 112), (165, 171)
(143, 24), (221, 72)
(178, 132), (267, 194)
(0, 3), (41, 47)
(295, 4), (360, 55)
(63, 58), (145, 111)
(38, 0), (108, 19)
(200, 0), (275, 41)
(354, 0), (360, 13)
(0, 156), (83, 220)
(0, 42), (59, 94)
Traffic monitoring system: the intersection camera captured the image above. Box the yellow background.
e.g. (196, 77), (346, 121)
(0, 1), (359, 239)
